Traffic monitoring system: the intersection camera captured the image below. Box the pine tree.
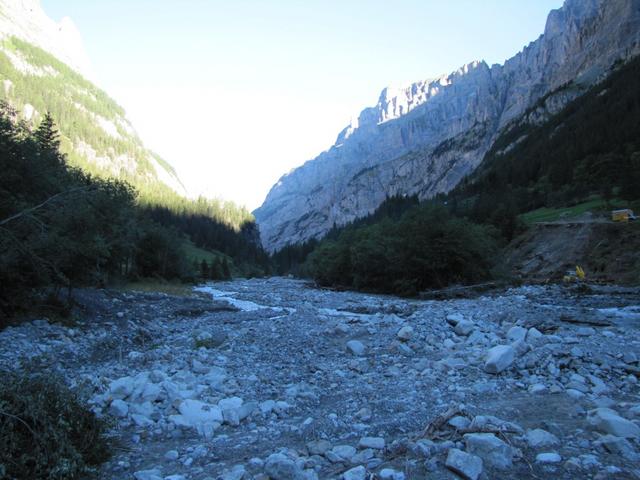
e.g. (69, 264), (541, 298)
(35, 112), (60, 153)
(200, 259), (209, 279)
(222, 258), (231, 279)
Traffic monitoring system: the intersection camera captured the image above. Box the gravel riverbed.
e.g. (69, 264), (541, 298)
(1, 278), (640, 479)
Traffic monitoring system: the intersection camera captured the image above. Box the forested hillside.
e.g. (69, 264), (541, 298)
(0, 105), (266, 323)
(0, 35), (269, 294)
(450, 55), (640, 225)
(0, 36), (180, 192)
(276, 55), (640, 293)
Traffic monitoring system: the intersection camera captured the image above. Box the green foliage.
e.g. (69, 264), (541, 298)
(0, 106), (184, 321)
(0, 36), (266, 271)
(134, 222), (188, 279)
(305, 204), (498, 295)
(520, 196), (628, 224)
(454, 54), (640, 220)
(270, 195), (419, 275)
(281, 56), (640, 293)
(143, 199), (266, 266)
(0, 373), (111, 480)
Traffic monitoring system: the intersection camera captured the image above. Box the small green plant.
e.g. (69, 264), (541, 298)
(0, 373), (111, 479)
(194, 337), (218, 349)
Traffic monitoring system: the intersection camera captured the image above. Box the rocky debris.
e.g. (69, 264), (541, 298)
(445, 448), (483, 480)
(2, 278), (640, 479)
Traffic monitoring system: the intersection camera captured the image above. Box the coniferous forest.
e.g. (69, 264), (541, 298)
(0, 105), (266, 323)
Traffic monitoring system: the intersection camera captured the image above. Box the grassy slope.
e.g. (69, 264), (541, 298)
(519, 197), (636, 224)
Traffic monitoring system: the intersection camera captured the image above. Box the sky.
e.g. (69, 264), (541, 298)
(41, 0), (563, 210)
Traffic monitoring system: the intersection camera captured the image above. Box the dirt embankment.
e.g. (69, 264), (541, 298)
(503, 221), (640, 285)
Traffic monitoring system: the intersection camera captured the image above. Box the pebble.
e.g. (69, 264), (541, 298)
(536, 452), (562, 463)
(358, 437), (385, 450)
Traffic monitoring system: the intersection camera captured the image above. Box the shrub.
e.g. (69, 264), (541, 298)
(0, 373), (111, 479)
(305, 204), (498, 295)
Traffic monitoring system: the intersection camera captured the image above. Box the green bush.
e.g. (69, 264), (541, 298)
(0, 373), (111, 479)
(305, 204), (498, 295)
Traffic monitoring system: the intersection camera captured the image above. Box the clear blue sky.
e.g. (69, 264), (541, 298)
(42, 0), (563, 209)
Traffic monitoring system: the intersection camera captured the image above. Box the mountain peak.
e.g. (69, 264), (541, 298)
(255, 0), (640, 252)
(0, 0), (93, 79)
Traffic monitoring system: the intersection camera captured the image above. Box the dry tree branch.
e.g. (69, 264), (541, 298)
(0, 186), (93, 227)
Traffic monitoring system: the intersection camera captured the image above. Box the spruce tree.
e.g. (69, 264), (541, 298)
(35, 112), (60, 153)
(200, 259), (209, 279)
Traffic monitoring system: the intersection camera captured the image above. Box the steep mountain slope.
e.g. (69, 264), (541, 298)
(0, 0), (185, 196)
(0, 0), (91, 78)
(255, 0), (640, 252)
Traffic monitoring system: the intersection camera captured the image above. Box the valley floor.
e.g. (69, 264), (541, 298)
(1, 278), (640, 479)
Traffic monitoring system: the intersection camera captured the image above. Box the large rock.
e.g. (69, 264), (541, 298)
(342, 466), (367, 480)
(109, 376), (135, 399)
(358, 436), (385, 450)
(596, 434), (640, 460)
(109, 399), (128, 417)
(327, 445), (357, 463)
(170, 399), (223, 428)
(525, 429), (559, 448)
(464, 433), (514, 469)
(536, 452), (562, 463)
(507, 326), (527, 343)
(454, 320), (475, 336)
(445, 448), (483, 480)
(396, 326), (414, 341)
(133, 469), (163, 480)
(587, 408), (640, 438)
(484, 345), (515, 374)
(346, 340), (366, 356)
(264, 453), (306, 480)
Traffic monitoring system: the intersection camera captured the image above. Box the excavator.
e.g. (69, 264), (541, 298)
(611, 209), (637, 222)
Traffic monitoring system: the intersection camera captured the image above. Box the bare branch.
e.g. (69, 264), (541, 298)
(0, 187), (94, 227)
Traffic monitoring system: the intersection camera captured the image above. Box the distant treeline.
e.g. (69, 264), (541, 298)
(271, 54), (640, 294)
(0, 105), (265, 323)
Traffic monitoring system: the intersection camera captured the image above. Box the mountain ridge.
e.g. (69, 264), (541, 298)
(0, 0), (92, 79)
(0, 1), (187, 197)
(255, 0), (640, 252)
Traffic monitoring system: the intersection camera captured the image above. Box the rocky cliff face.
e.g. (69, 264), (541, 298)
(0, 0), (186, 195)
(254, 0), (640, 252)
(0, 0), (92, 78)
